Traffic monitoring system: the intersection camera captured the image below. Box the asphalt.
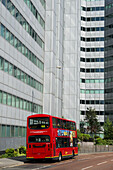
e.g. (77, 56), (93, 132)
(0, 152), (112, 169)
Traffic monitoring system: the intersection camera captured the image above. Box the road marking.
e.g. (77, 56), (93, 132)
(108, 154), (113, 156)
(94, 155), (105, 158)
(78, 158), (90, 161)
(81, 166), (93, 170)
(97, 161), (107, 166)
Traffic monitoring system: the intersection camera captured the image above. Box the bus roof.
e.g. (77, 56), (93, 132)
(27, 114), (76, 123)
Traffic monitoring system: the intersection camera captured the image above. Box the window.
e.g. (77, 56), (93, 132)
(22, 127), (26, 137)
(17, 69), (21, 80)
(3, 92), (7, 104)
(6, 125), (10, 137)
(14, 37), (18, 48)
(29, 135), (50, 143)
(9, 63), (13, 75)
(7, 94), (12, 106)
(21, 71), (24, 82)
(23, 100), (26, 110)
(100, 79), (104, 83)
(86, 90), (89, 94)
(2, 125), (6, 137)
(90, 80), (95, 83)
(95, 79), (99, 83)
(62, 120), (66, 129)
(5, 29), (10, 41)
(22, 45), (25, 55)
(11, 4), (15, 16)
(2, 0), (6, 6)
(18, 41), (22, 52)
(1, 24), (5, 38)
(14, 126), (18, 137)
(4, 60), (9, 73)
(56, 138), (70, 148)
(0, 57), (4, 70)
(7, 0), (12, 11)
(29, 117), (49, 129)
(16, 97), (20, 108)
(0, 91), (2, 103)
(11, 126), (14, 137)
(10, 33), (14, 46)
(19, 127), (22, 137)
(12, 95), (16, 107)
(20, 99), (23, 109)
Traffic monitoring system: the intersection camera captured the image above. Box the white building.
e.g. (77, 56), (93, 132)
(80, 0), (105, 137)
(0, 0), (45, 150)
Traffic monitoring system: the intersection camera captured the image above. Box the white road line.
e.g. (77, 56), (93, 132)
(108, 154), (113, 156)
(97, 161), (108, 166)
(94, 155), (105, 158)
(81, 166), (93, 170)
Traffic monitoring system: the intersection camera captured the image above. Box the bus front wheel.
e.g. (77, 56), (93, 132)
(58, 153), (62, 161)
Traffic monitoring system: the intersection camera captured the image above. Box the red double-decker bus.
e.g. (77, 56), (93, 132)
(26, 114), (78, 161)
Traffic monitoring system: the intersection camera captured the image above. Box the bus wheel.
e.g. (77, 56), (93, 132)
(72, 151), (74, 158)
(58, 153), (62, 161)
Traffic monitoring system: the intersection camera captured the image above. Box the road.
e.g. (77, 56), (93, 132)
(3, 152), (113, 170)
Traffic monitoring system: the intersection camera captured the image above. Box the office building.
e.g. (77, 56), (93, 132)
(0, 0), (45, 150)
(104, 0), (113, 122)
(80, 0), (105, 136)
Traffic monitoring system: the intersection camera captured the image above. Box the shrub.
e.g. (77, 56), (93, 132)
(89, 137), (94, 142)
(1, 154), (8, 158)
(95, 138), (106, 145)
(105, 140), (113, 145)
(78, 144), (80, 151)
(5, 148), (15, 157)
(18, 146), (26, 154)
(79, 133), (91, 142)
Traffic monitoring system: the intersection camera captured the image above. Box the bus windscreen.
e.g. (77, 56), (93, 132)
(29, 117), (49, 129)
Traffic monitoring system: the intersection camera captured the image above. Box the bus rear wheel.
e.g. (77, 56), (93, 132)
(58, 153), (62, 161)
(72, 151), (74, 158)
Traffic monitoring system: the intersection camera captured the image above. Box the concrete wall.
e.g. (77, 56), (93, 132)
(0, 137), (26, 151)
(79, 142), (113, 153)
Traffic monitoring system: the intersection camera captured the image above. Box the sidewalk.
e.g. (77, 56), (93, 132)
(0, 156), (26, 169)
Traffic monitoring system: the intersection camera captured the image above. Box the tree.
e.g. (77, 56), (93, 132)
(80, 120), (85, 133)
(104, 117), (113, 140)
(85, 107), (101, 135)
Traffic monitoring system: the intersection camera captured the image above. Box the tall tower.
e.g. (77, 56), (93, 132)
(62, 0), (81, 128)
(105, 0), (113, 122)
(80, 0), (105, 136)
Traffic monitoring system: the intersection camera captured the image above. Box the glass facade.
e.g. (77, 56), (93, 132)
(105, 0), (113, 120)
(0, 56), (43, 93)
(80, 0), (105, 131)
(0, 124), (26, 138)
(0, 23), (44, 71)
(1, 0), (45, 49)
(0, 90), (43, 113)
